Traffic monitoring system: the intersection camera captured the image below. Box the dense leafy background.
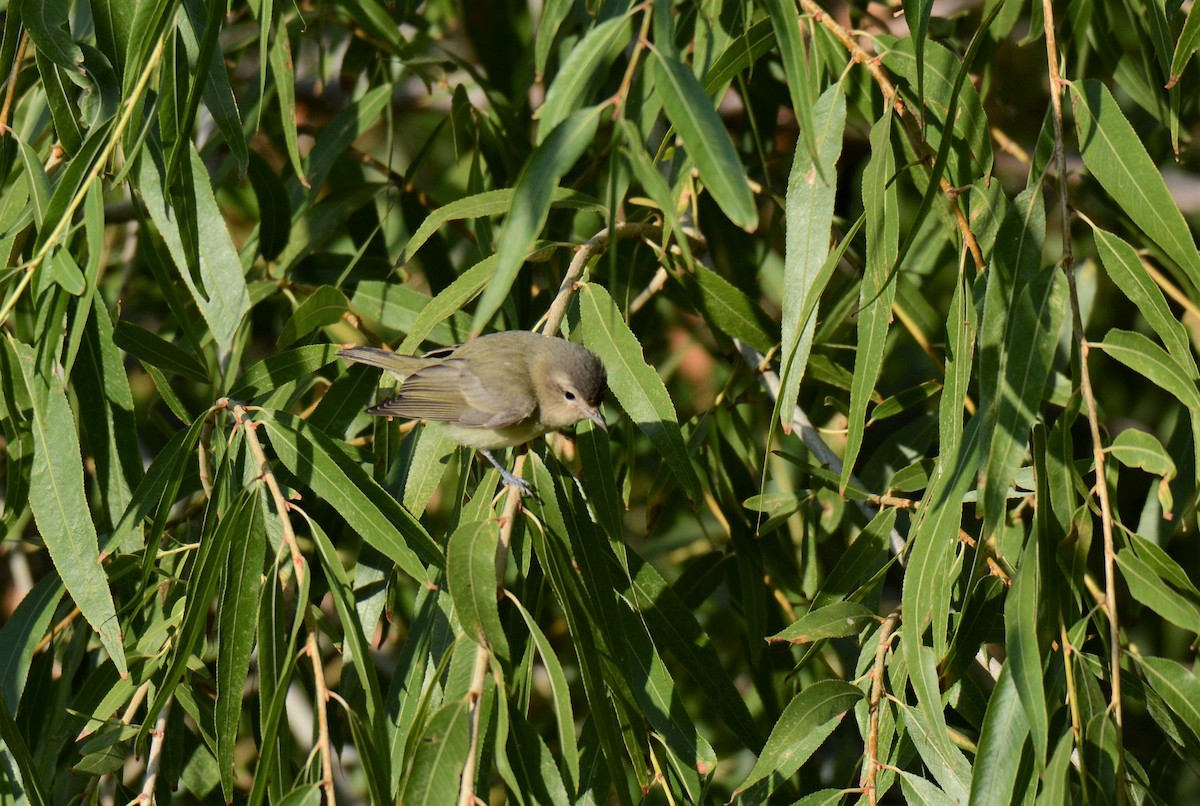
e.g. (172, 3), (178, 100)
(1, 0), (1200, 803)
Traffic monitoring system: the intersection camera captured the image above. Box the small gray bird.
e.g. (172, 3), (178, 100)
(339, 330), (607, 493)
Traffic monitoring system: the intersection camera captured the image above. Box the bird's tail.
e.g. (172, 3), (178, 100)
(337, 347), (424, 378)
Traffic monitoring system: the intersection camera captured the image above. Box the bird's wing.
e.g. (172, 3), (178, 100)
(368, 359), (536, 429)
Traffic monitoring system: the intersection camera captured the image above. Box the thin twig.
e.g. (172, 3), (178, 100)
(1041, 0), (1124, 777)
(0, 31), (28, 135)
(864, 613), (899, 806)
(220, 399), (306, 588)
(628, 266), (671, 315)
(131, 698), (170, 805)
(540, 222), (666, 337)
(307, 630), (336, 805)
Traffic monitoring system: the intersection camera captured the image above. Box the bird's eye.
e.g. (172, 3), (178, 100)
(564, 391), (576, 401)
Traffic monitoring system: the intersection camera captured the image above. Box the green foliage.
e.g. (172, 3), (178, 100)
(2, 1), (1200, 802)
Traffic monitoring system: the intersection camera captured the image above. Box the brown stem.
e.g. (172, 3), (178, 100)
(222, 399), (307, 589)
(539, 222), (666, 337)
(864, 613), (899, 806)
(307, 631), (337, 804)
(0, 31), (28, 135)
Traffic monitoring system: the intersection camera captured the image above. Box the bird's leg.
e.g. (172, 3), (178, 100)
(479, 449), (534, 496)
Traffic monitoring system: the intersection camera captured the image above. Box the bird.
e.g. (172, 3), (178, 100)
(339, 330), (608, 493)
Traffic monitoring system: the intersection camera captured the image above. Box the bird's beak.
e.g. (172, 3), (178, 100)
(587, 407), (608, 433)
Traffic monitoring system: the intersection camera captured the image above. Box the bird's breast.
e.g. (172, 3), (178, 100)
(439, 419), (551, 450)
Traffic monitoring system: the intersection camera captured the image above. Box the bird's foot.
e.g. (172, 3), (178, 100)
(480, 449), (534, 497)
(499, 468), (535, 496)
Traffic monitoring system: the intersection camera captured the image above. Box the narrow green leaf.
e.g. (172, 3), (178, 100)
(979, 190), (1063, 539)
(734, 680), (863, 796)
(902, 418), (983, 659)
(779, 84), (846, 429)
(842, 112), (898, 491)
(506, 709), (572, 806)
(10, 337), (126, 676)
(703, 18), (772, 94)
(447, 519), (510, 664)
(400, 423), (457, 517)
(898, 771), (956, 806)
(401, 188), (600, 266)
(74, 296), (144, 546)
(1005, 535), (1048, 763)
(18, 0), (84, 78)
(0, 573), (64, 711)
(1091, 225), (1197, 377)
(1081, 713), (1121, 803)
(577, 420), (622, 540)
(246, 151), (292, 261)
(141, 487), (257, 745)
(534, 0), (574, 78)
(507, 593), (579, 793)
(790, 790), (851, 806)
(620, 124), (688, 258)
(1095, 329), (1200, 410)
(651, 50), (757, 229)
(812, 507), (894, 609)
(1116, 550), (1200, 632)
(1128, 533), (1200, 597)
(0, 695), (51, 806)
(278, 286), (349, 349)
(1071, 79), (1200, 294)
(216, 490), (265, 800)
(1039, 729), (1074, 806)
(473, 107), (602, 333)
(263, 413), (442, 578)
(180, 0), (247, 174)
(396, 257), (496, 354)
(36, 50), (83, 155)
(766, 602), (877, 645)
(871, 379), (940, 426)
(113, 320), (209, 384)
(682, 265), (776, 353)
(136, 144), (251, 353)
(106, 413), (208, 552)
(268, 15), (304, 184)
(1108, 428), (1176, 483)
(1168, 3), (1200, 87)
(92, 0), (134, 77)
(620, 608), (717, 778)
(622, 553), (763, 751)
(351, 281), (474, 346)
(225, 344), (340, 400)
(536, 14), (630, 139)
(578, 283), (701, 501)
(399, 700), (470, 806)
(968, 663), (1031, 805)
(1137, 655), (1200, 743)
(764, 0), (816, 169)
(526, 454), (633, 806)
(906, 645), (971, 801)
(939, 261), (977, 461)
